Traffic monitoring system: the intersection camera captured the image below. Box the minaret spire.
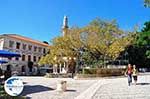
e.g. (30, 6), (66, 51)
(62, 16), (69, 36)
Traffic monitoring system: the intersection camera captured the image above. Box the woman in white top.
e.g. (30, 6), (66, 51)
(132, 65), (138, 85)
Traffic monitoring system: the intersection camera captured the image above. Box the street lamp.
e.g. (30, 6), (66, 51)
(75, 48), (84, 74)
(53, 56), (58, 74)
(62, 57), (68, 73)
(73, 48), (85, 74)
(63, 57), (67, 61)
(69, 57), (72, 60)
(73, 57), (76, 60)
(63, 57), (76, 73)
(125, 51), (129, 64)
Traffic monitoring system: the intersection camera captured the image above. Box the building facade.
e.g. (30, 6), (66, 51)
(0, 34), (49, 75)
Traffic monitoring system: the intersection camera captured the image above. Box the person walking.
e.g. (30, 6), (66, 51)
(132, 65), (138, 85)
(125, 64), (133, 86)
(4, 65), (11, 80)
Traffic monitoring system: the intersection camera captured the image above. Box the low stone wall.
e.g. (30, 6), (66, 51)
(44, 73), (72, 78)
(45, 68), (126, 78)
(77, 68), (126, 78)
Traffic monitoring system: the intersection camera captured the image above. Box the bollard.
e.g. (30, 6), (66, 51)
(56, 80), (67, 92)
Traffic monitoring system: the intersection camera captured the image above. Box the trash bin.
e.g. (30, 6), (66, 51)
(56, 80), (67, 92)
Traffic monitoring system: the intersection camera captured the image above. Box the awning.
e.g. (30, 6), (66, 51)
(0, 50), (21, 57)
(0, 60), (8, 64)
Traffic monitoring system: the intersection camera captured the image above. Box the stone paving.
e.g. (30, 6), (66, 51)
(20, 77), (97, 99)
(92, 75), (150, 99)
(19, 74), (150, 99)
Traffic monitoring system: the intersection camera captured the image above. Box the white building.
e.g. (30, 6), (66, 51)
(0, 34), (49, 75)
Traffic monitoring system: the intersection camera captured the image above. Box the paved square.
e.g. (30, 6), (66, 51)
(92, 75), (150, 99)
(19, 74), (150, 99)
(20, 77), (97, 99)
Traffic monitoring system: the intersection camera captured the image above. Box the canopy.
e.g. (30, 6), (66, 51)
(0, 60), (8, 64)
(0, 50), (21, 57)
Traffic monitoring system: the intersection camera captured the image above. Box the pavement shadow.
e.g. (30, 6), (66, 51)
(23, 82), (27, 84)
(136, 83), (150, 85)
(25, 96), (32, 99)
(66, 89), (76, 92)
(21, 85), (54, 96)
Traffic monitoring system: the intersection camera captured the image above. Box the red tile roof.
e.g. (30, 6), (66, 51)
(3, 34), (50, 47)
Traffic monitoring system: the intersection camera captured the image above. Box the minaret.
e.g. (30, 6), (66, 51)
(62, 16), (69, 36)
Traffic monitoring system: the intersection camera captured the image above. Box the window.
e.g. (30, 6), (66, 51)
(15, 57), (19, 61)
(28, 55), (31, 62)
(43, 48), (46, 54)
(9, 40), (14, 48)
(16, 42), (20, 49)
(21, 66), (25, 72)
(22, 44), (26, 50)
(38, 57), (40, 60)
(8, 57), (12, 60)
(28, 45), (32, 51)
(22, 55), (25, 61)
(33, 56), (36, 62)
(38, 47), (42, 53)
(34, 46), (37, 52)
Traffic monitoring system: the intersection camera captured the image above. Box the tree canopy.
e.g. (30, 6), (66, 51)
(144, 0), (150, 7)
(136, 21), (150, 46)
(39, 18), (134, 67)
(128, 21), (150, 68)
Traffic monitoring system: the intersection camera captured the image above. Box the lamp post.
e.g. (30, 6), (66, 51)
(125, 51), (129, 64)
(65, 56), (76, 78)
(53, 56), (58, 74)
(73, 45), (85, 74)
(62, 56), (76, 74)
(75, 48), (83, 74)
(63, 57), (68, 73)
(75, 54), (79, 74)
(79, 32), (88, 71)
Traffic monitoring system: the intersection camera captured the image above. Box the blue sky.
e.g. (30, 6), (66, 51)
(0, 0), (149, 43)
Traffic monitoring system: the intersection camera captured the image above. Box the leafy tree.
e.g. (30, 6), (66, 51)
(39, 18), (134, 68)
(82, 19), (134, 66)
(130, 21), (150, 68)
(137, 32), (150, 46)
(144, 0), (150, 7)
(142, 21), (150, 32)
(136, 21), (150, 59)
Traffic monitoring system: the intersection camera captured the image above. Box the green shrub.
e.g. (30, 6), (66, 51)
(0, 85), (25, 99)
(44, 73), (53, 78)
(82, 68), (126, 77)
(83, 68), (97, 74)
(76, 74), (97, 78)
